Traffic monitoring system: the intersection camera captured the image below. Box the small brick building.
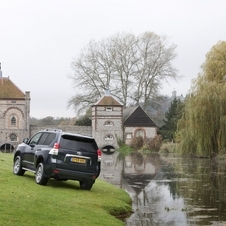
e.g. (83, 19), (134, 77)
(91, 92), (157, 153)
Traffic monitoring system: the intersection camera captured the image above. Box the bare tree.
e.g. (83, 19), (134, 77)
(134, 32), (178, 109)
(69, 32), (178, 114)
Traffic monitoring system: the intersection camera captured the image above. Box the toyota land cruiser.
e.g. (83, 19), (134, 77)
(13, 129), (101, 190)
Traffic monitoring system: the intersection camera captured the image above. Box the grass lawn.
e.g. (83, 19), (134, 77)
(0, 153), (132, 226)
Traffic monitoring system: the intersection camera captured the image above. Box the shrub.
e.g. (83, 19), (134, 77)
(117, 144), (133, 157)
(130, 136), (144, 150)
(146, 135), (163, 152)
(160, 142), (178, 153)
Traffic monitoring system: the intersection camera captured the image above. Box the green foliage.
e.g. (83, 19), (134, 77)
(158, 97), (184, 141)
(75, 115), (91, 126)
(160, 142), (178, 153)
(29, 117), (73, 126)
(117, 144), (133, 157)
(75, 108), (92, 126)
(116, 137), (125, 148)
(116, 137), (134, 161)
(176, 41), (226, 157)
(0, 153), (131, 226)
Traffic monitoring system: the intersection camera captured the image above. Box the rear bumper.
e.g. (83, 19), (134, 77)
(50, 168), (98, 181)
(44, 155), (100, 181)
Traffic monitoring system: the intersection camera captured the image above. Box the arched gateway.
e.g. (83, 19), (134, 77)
(0, 143), (14, 153)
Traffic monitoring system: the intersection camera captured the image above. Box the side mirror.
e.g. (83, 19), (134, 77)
(23, 138), (29, 144)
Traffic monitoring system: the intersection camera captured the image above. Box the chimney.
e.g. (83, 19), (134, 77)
(104, 84), (111, 95)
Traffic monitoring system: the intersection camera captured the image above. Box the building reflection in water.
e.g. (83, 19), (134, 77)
(99, 152), (226, 225)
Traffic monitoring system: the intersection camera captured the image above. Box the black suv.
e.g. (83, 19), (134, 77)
(13, 129), (101, 190)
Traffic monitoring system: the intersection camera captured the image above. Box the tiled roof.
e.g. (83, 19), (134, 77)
(0, 77), (25, 99)
(92, 94), (123, 106)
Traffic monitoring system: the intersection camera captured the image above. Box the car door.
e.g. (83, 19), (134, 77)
(23, 132), (43, 170)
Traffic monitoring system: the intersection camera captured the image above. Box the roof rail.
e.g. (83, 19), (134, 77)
(44, 128), (63, 132)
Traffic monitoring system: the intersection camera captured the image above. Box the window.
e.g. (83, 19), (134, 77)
(38, 132), (56, 145)
(44, 133), (56, 145)
(11, 116), (16, 126)
(60, 135), (98, 152)
(126, 133), (132, 139)
(106, 107), (112, 111)
(135, 129), (144, 137)
(29, 133), (43, 145)
(102, 145), (115, 155)
(10, 134), (17, 142)
(104, 121), (113, 126)
(104, 134), (114, 140)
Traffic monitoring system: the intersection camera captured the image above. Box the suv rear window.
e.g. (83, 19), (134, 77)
(60, 135), (98, 153)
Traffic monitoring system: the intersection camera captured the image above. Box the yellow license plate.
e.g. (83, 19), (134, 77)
(71, 157), (86, 164)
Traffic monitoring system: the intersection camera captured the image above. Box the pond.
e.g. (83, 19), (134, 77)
(99, 152), (226, 225)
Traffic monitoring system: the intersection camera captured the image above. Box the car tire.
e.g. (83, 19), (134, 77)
(35, 163), (49, 185)
(79, 180), (94, 190)
(13, 156), (25, 176)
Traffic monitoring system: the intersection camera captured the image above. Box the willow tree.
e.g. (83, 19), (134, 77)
(176, 41), (226, 157)
(69, 32), (178, 114)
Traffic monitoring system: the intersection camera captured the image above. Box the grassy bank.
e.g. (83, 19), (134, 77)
(0, 153), (132, 226)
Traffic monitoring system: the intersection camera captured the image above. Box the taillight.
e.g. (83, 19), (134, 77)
(54, 143), (60, 149)
(49, 143), (60, 155)
(97, 149), (102, 162)
(53, 169), (59, 174)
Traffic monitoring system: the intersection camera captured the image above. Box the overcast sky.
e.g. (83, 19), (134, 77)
(0, 0), (225, 118)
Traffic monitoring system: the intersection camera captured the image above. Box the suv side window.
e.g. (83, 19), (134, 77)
(29, 133), (43, 145)
(37, 132), (56, 145)
(38, 133), (49, 145)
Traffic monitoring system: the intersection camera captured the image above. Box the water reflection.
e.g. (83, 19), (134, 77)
(99, 152), (226, 225)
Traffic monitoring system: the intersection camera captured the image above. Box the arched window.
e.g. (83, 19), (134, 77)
(104, 121), (114, 126)
(102, 145), (115, 155)
(10, 133), (17, 142)
(135, 129), (144, 137)
(11, 116), (16, 126)
(104, 134), (114, 140)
